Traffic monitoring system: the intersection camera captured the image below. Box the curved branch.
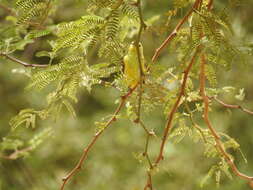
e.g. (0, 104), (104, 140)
(209, 96), (253, 116)
(0, 53), (49, 68)
(200, 53), (253, 182)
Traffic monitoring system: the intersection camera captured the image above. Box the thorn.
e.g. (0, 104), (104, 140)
(112, 116), (117, 122)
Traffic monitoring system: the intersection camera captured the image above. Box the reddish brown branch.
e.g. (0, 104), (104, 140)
(154, 49), (199, 165)
(0, 53), (48, 68)
(151, 0), (202, 62)
(60, 86), (137, 190)
(199, 53), (253, 182)
(144, 171), (153, 190)
(207, 0), (214, 10)
(209, 96), (253, 116)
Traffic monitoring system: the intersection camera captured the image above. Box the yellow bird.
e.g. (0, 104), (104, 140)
(123, 42), (146, 89)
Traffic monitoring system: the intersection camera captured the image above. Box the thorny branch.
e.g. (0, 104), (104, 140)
(143, 2), (205, 188)
(151, 0), (203, 62)
(143, 45), (201, 190)
(60, 86), (138, 190)
(199, 53), (253, 182)
(2, 0), (252, 189)
(154, 48), (200, 165)
(198, 0), (253, 181)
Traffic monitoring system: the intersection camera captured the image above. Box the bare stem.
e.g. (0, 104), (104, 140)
(209, 96), (253, 116)
(154, 48), (200, 165)
(151, 0), (202, 62)
(144, 171), (153, 190)
(60, 86), (138, 190)
(0, 53), (48, 68)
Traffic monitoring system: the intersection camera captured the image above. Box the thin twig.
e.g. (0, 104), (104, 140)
(209, 96), (253, 116)
(60, 86), (138, 190)
(141, 123), (154, 190)
(0, 53), (48, 68)
(207, 0), (214, 10)
(133, 2), (155, 189)
(184, 101), (208, 143)
(139, 120), (150, 135)
(151, 0), (202, 62)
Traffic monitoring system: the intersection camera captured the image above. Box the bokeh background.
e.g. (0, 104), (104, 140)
(1, 0), (253, 190)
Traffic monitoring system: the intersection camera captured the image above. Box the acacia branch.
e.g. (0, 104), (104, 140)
(151, 0), (202, 62)
(209, 96), (253, 116)
(60, 86), (137, 190)
(199, 53), (253, 182)
(0, 53), (48, 68)
(154, 49), (200, 165)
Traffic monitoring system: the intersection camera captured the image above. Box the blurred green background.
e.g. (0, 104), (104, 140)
(1, 0), (253, 190)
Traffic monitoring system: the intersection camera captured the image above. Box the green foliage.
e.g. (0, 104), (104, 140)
(0, 0), (253, 190)
(16, 0), (52, 25)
